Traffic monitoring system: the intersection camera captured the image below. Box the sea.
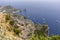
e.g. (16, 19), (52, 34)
(0, 1), (60, 36)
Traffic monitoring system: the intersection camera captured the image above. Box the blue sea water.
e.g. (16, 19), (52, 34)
(0, 1), (60, 36)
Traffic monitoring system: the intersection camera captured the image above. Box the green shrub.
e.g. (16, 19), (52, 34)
(13, 14), (17, 17)
(5, 14), (10, 21)
(51, 35), (60, 40)
(9, 20), (14, 26)
(29, 34), (60, 40)
(29, 34), (39, 40)
(13, 28), (21, 36)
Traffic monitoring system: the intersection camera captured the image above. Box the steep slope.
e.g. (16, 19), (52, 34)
(0, 13), (35, 40)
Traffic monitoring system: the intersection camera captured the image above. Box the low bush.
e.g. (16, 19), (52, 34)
(9, 20), (14, 26)
(5, 14), (10, 21)
(13, 28), (21, 36)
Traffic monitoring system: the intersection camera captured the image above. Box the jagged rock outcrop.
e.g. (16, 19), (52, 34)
(34, 24), (49, 37)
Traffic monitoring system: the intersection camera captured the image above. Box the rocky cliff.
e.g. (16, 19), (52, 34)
(0, 6), (49, 40)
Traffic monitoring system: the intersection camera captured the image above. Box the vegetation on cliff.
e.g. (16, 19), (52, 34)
(29, 34), (60, 40)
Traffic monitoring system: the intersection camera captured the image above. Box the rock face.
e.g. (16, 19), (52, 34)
(0, 6), (49, 40)
(35, 24), (49, 37)
(11, 14), (35, 40)
(0, 13), (35, 40)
